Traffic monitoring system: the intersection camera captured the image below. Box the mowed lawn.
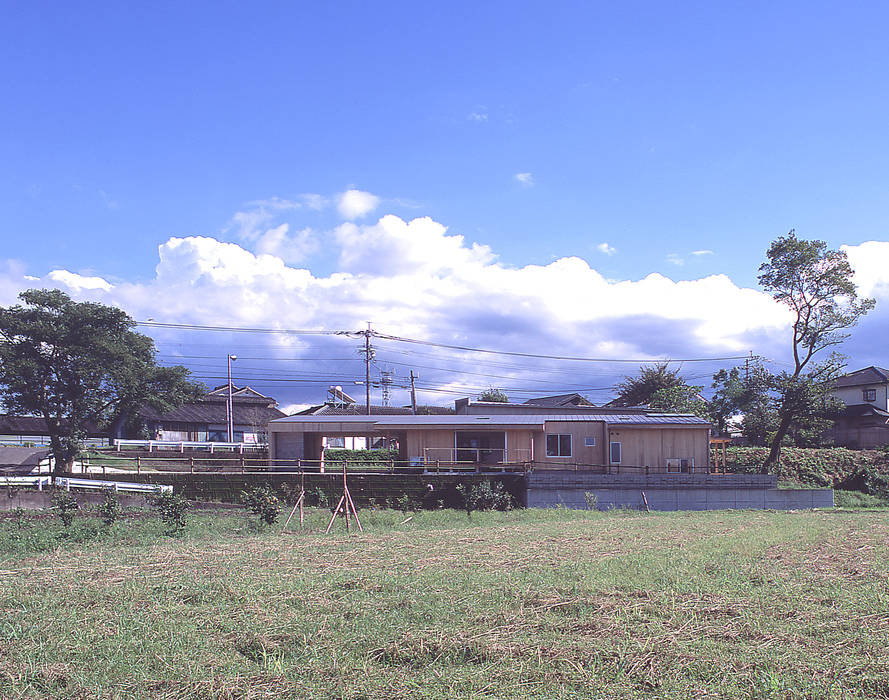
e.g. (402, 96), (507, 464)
(1, 507), (888, 699)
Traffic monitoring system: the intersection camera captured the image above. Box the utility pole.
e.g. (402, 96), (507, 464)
(365, 322), (372, 416)
(410, 370), (418, 415)
(227, 354), (238, 442)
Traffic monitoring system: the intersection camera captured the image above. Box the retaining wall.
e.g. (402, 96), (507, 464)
(527, 471), (833, 511)
(63, 472), (527, 508)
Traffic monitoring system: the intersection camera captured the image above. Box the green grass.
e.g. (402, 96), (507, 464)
(2, 507), (888, 698)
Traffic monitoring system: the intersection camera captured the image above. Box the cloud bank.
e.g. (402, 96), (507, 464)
(2, 202), (885, 406)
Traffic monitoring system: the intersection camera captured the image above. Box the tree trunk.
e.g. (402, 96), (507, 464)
(762, 410), (794, 473)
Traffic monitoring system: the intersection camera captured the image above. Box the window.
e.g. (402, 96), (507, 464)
(546, 434), (572, 457)
(610, 441), (621, 464)
(863, 388), (877, 402)
(666, 458), (692, 473)
(584, 437), (597, 447)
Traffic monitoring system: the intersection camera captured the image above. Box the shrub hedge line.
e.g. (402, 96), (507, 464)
(716, 446), (889, 498)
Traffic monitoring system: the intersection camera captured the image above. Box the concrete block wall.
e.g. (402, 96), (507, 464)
(527, 486), (834, 511)
(528, 471), (779, 490)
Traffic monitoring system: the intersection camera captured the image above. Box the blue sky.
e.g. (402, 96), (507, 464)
(2, 2), (889, 408)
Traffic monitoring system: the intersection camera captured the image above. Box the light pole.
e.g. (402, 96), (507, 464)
(227, 354), (237, 442)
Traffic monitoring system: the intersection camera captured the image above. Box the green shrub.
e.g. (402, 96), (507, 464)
(323, 448), (398, 469)
(50, 488), (79, 527)
(394, 493), (414, 514)
(584, 491), (599, 510)
(307, 487), (330, 509)
(97, 487), (121, 526)
(456, 480), (513, 516)
(242, 485), (282, 527)
(834, 490), (889, 509)
(148, 489), (189, 534)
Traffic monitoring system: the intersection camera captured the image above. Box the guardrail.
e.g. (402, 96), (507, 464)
(2, 476), (52, 490)
(56, 477), (172, 494)
(1, 475), (172, 493)
(114, 439), (266, 453)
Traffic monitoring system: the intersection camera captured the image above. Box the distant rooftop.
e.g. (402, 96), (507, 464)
(835, 366), (889, 388)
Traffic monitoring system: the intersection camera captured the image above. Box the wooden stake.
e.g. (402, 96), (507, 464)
(281, 491), (305, 532)
(641, 490), (650, 512)
(325, 494), (347, 533)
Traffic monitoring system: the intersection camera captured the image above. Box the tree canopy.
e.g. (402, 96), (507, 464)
(0, 289), (204, 473)
(478, 387), (509, 403)
(758, 232), (874, 470)
(611, 363), (687, 408)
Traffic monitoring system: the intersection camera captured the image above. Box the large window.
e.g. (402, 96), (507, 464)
(546, 434), (572, 457)
(863, 388), (877, 402)
(610, 441), (622, 464)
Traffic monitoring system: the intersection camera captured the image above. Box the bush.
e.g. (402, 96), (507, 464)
(50, 488), (79, 527)
(97, 487), (121, 526)
(834, 490), (889, 509)
(148, 489), (189, 534)
(394, 493), (416, 514)
(307, 486), (330, 509)
(456, 480), (513, 516)
(243, 485), (282, 527)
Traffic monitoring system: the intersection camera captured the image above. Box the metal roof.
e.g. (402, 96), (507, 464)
(272, 413), (709, 428)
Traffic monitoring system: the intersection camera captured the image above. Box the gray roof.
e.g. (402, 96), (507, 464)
(0, 446), (52, 475)
(272, 413), (709, 428)
(0, 414), (104, 437)
(522, 393), (593, 407)
(835, 366), (889, 388)
(141, 387), (285, 427)
(297, 404), (455, 416)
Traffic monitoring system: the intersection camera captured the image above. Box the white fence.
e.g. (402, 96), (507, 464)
(114, 439), (265, 453)
(2, 475), (171, 494)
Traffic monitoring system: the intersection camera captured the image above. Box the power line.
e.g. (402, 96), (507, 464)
(373, 331), (757, 364)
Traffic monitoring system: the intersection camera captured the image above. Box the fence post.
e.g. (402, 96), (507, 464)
(190, 456), (194, 473)
(137, 458), (141, 475)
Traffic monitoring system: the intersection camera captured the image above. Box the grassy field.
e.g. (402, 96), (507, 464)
(1, 507), (888, 699)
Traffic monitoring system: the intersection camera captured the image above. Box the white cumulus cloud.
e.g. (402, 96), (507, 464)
(337, 189), (380, 220)
(514, 173), (534, 187)
(597, 243), (617, 256)
(3, 210), (832, 407)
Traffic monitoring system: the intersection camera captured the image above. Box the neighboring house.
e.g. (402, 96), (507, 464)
(139, 386), (286, 444)
(455, 397), (649, 416)
(522, 393), (594, 408)
(0, 414), (106, 447)
(829, 366), (889, 448)
(268, 412), (711, 473)
(0, 446), (53, 475)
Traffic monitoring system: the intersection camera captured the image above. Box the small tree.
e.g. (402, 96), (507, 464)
(149, 490), (189, 534)
(758, 232), (874, 471)
(479, 387), (509, 403)
(98, 487), (121, 526)
(50, 488), (79, 527)
(242, 485), (281, 527)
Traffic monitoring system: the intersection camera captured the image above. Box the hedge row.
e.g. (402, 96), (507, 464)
(715, 446), (889, 498)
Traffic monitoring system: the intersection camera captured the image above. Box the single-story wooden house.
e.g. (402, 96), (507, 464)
(139, 386), (286, 444)
(268, 412), (711, 472)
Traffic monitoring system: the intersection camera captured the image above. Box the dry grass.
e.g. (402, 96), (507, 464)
(1, 508), (888, 698)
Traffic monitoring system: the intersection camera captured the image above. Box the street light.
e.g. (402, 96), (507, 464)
(227, 354), (238, 442)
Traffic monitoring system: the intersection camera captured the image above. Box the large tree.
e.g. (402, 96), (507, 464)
(0, 289), (204, 474)
(758, 232), (874, 471)
(611, 362), (687, 407)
